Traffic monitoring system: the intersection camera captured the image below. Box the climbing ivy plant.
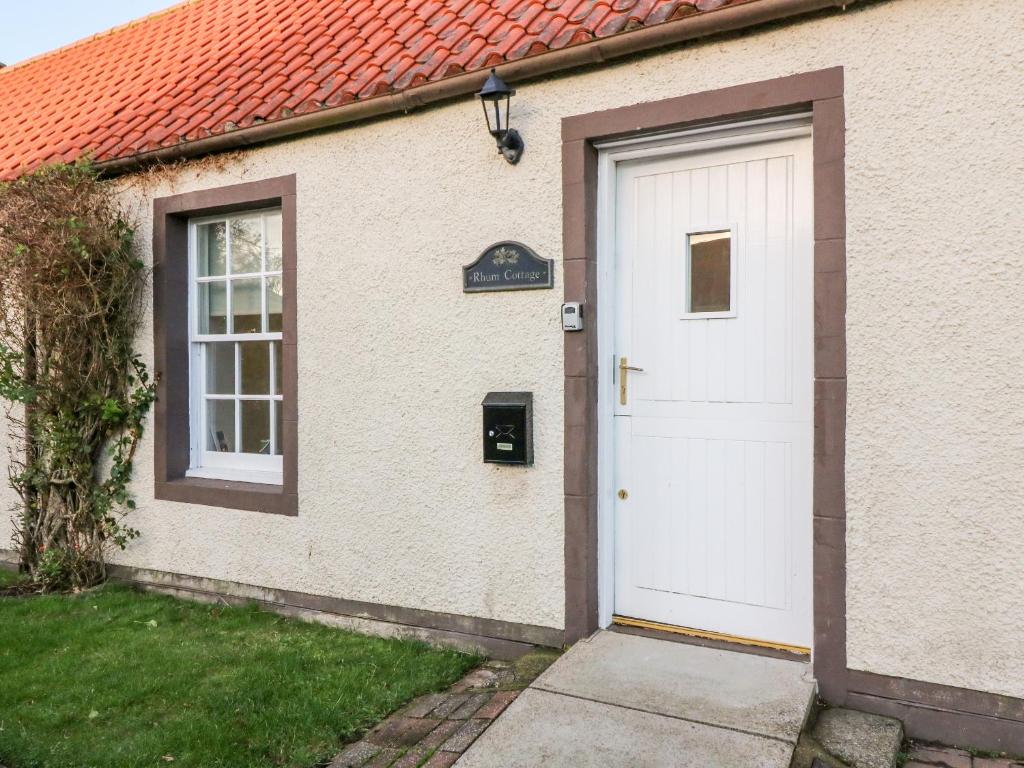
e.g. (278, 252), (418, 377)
(0, 162), (155, 591)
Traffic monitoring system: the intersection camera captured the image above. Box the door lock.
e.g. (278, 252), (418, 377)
(618, 489), (629, 500)
(618, 356), (644, 405)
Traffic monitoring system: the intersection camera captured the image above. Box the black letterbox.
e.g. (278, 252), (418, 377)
(482, 392), (533, 465)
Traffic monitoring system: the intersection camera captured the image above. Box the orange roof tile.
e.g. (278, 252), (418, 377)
(0, 0), (756, 179)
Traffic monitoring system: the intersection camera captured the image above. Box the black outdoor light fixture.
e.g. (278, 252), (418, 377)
(478, 69), (524, 165)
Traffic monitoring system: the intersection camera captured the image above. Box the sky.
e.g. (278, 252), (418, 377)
(0, 1), (181, 66)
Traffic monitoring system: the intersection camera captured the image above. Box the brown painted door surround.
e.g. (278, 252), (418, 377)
(562, 66), (847, 696)
(560, 67), (1024, 756)
(561, 70), (847, 694)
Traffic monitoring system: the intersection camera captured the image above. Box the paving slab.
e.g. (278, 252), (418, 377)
(457, 688), (793, 768)
(532, 630), (815, 743)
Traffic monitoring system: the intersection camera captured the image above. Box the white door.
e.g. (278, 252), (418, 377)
(611, 133), (813, 648)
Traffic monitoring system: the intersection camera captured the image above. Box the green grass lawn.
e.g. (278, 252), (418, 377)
(0, 582), (478, 768)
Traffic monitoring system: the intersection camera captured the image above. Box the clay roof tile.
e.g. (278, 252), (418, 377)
(0, 0), (757, 178)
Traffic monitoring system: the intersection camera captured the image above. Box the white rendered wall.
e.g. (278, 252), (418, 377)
(3, 0), (1021, 699)
(0, 412), (19, 557)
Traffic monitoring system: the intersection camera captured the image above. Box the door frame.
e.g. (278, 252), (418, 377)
(561, 68), (848, 701)
(596, 115), (815, 640)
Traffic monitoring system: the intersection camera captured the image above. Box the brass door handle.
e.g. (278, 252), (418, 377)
(618, 356), (644, 405)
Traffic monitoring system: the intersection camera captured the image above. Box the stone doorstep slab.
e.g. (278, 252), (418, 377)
(533, 630), (816, 743)
(457, 688), (795, 768)
(812, 708), (903, 768)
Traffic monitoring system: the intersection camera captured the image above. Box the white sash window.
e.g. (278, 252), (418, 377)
(187, 209), (284, 485)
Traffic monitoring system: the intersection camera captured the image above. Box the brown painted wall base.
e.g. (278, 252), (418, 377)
(847, 670), (1024, 757)
(104, 563), (564, 659)
(0, 551), (556, 658)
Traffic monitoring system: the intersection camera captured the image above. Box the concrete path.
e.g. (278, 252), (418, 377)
(457, 630), (815, 768)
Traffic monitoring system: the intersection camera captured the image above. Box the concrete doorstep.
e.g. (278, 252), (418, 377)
(457, 630), (816, 767)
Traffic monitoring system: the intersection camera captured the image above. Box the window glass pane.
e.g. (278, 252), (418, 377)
(205, 342), (235, 394)
(265, 211), (283, 271)
(199, 281), (228, 334)
(272, 341), (282, 395)
(230, 216), (262, 274)
(688, 231), (731, 313)
(231, 279), (262, 334)
(240, 342), (270, 395)
(266, 276), (283, 332)
(274, 401), (283, 456)
(206, 400), (235, 452)
(197, 222), (226, 277)
(240, 400), (271, 455)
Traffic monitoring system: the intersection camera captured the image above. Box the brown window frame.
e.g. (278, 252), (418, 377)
(153, 175), (297, 516)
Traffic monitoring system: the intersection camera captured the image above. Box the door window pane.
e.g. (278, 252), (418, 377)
(206, 400), (235, 452)
(687, 231), (731, 313)
(240, 342), (270, 395)
(265, 211), (283, 271)
(199, 281), (228, 334)
(205, 342), (235, 394)
(231, 279), (262, 333)
(230, 216), (262, 274)
(240, 400), (271, 454)
(197, 222), (226, 277)
(266, 276), (283, 332)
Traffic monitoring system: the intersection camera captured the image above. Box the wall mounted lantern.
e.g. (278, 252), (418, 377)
(478, 69), (524, 165)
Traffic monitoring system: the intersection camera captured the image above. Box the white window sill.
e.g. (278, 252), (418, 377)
(185, 467), (283, 486)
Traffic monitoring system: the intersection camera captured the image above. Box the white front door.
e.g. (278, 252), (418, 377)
(611, 132), (814, 648)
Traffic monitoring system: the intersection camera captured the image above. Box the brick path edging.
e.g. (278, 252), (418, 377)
(906, 742), (1024, 768)
(328, 663), (521, 768)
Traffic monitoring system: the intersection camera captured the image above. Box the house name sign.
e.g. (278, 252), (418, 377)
(463, 241), (554, 293)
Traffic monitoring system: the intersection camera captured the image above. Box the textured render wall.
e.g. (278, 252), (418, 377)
(3, 0), (1017, 693)
(110, 129), (568, 630)
(0, 411), (19, 559)
(838, 1), (1024, 697)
